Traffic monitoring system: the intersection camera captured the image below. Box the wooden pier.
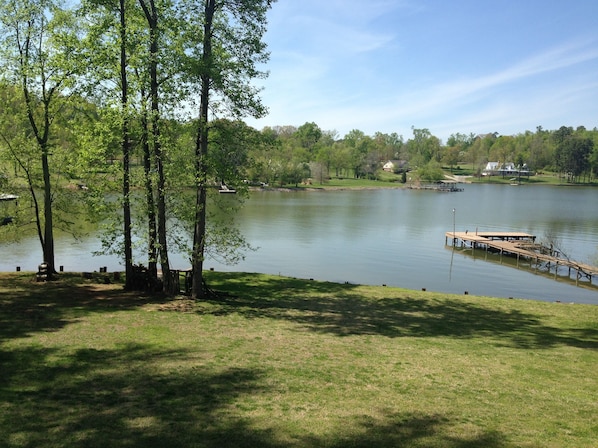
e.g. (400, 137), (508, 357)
(409, 181), (464, 192)
(445, 231), (598, 286)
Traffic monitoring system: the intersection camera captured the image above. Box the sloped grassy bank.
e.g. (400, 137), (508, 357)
(1, 271), (597, 448)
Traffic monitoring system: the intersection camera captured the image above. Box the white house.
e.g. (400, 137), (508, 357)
(382, 160), (408, 173)
(482, 162), (515, 176)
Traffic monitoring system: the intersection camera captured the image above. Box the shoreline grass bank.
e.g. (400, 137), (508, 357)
(1, 271), (597, 447)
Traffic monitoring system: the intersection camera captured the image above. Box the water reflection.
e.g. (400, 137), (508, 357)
(1, 185), (597, 303)
(446, 245), (598, 295)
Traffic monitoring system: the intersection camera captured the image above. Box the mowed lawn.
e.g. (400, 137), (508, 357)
(1, 272), (597, 448)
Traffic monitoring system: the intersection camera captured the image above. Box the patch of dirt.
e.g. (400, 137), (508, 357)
(150, 299), (196, 313)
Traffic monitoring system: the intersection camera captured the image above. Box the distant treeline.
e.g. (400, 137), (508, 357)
(243, 123), (597, 184)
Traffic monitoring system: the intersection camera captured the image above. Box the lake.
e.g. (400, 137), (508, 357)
(1, 184), (597, 304)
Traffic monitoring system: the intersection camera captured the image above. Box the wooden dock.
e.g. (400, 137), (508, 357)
(445, 231), (598, 286)
(409, 181), (464, 192)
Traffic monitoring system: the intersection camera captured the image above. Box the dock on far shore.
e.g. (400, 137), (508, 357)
(445, 230), (598, 286)
(409, 181), (463, 192)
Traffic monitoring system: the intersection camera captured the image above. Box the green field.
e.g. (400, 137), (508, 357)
(1, 272), (597, 447)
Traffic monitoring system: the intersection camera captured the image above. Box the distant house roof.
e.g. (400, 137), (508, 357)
(382, 160), (408, 171)
(484, 162), (516, 171)
(482, 162), (530, 176)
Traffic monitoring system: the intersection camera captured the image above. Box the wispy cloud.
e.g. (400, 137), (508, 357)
(252, 3), (598, 140)
(388, 38), (598, 114)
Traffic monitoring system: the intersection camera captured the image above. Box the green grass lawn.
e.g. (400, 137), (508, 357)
(1, 272), (597, 447)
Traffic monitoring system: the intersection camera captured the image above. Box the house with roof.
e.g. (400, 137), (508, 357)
(482, 162), (531, 177)
(382, 160), (409, 173)
(482, 162), (515, 176)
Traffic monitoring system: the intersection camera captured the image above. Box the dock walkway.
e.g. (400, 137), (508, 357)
(409, 181), (464, 192)
(445, 231), (598, 285)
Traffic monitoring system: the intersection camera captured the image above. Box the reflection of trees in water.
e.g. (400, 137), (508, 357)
(539, 229), (570, 261)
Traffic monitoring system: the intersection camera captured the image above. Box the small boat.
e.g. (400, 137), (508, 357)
(0, 193), (18, 201)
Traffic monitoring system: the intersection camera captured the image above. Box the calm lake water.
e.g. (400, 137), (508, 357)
(1, 184), (598, 304)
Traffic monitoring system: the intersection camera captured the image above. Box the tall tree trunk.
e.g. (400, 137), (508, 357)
(140, 0), (171, 293)
(149, 1), (170, 291)
(191, 0), (215, 299)
(22, 50), (57, 277)
(140, 93), (158, 280)
(41, 151), (55, 275)
(120, 0), (134, 289)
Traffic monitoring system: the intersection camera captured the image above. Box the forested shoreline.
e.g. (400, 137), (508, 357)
(0, 0), (595, 295)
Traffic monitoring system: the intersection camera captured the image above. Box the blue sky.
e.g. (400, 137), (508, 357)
(246, 0), (598, 142)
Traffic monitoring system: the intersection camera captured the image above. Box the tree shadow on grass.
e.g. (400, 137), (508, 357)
(202, 273), (598, 350)
(0, 273), (173, 342)
(2, 272), (596, 351)
(316, 413), (507, 448)
(0, 343), (509, 448)
(1, 343), (273, 447)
